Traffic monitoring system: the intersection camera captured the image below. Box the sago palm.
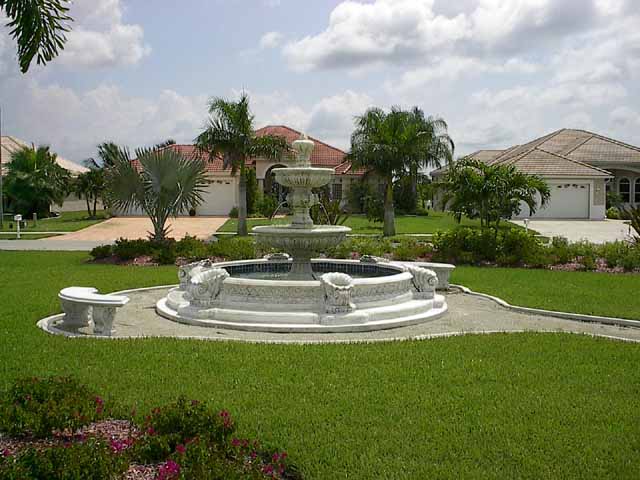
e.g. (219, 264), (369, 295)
(105, 146), (208, 242)
(195, 93), (288, 236)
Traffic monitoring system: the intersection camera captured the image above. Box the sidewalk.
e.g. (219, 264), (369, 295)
(0, 240), (105, 251)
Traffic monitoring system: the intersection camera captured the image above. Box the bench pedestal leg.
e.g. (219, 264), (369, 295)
(93, 306), (116, 336)
(60, 299), (91, 329)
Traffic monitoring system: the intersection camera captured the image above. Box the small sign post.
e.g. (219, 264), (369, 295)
(14, 214), (22, 239)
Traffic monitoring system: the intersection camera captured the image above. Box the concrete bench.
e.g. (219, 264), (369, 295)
(58, 287), (130, 336)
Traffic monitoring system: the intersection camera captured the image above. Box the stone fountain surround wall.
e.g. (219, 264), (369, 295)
(156, 258), (448, 333)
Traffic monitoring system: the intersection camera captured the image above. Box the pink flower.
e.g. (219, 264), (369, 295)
(110, 439), (127, 454)
(175, 444), (186, 455)
(190, 400), (200, 406)
(94, 396), (104, 406)
(231, 438), (241, 447)
(1, 449), (11, 458)
(146, 426), (156, 436)
(262, 464), (274, 476)
(157, 460), (181, 480)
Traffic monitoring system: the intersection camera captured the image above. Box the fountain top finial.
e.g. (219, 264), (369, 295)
(292, 132), (314, 167)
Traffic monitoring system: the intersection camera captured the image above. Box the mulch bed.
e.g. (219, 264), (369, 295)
(0, 420), (160, 479)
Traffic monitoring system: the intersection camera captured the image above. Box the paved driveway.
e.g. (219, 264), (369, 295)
(511, 219), (633, 243)
(48, 216), (228, 243)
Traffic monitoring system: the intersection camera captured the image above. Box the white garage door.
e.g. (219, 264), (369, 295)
(197, 181), (237, 216)
(532, 183), (590, 219)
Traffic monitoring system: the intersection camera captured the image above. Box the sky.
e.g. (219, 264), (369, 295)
(1, 0), (640, 166)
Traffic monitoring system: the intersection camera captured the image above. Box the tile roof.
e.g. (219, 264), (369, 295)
(132, 126), (362, 177)
(0, 136), (88, 174)
(254, 125), (349, 169)
(493, 147), (611, 178)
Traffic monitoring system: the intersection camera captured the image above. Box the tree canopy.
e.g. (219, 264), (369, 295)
(1, 0), (72, 73)
(438, 157), (551, 228)
(348, 106), (453, 236)
(4, 145), (70, 216)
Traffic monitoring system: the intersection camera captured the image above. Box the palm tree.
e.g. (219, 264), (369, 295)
(439, 157), (551, 228)
(195, 93), (289, 236)
(4, 145), (70, 217)
(72, 163), (105, 218)
(348, 107), (453, 236)
(105, 146), (208, 242)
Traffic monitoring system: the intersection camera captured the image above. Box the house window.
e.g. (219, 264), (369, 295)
(332, 183), (343, 201)
(635, 179), (640, 204)
(619, 178), (631, 203)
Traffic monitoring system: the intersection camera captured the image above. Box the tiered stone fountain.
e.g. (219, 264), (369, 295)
(252, 135), (350, 280)
(157, 135), (448, 333)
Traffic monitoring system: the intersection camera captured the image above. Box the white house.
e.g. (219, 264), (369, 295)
(433, 128), (640, 220)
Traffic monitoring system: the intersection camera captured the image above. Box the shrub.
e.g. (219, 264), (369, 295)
(228, 206), (239, 218)
(256, 194), (279, 218)
(113, 238), (153, 260)
(499, 228), (545, 266)
(154, 245), (177, 265)
(89, 244), (112, 260)
(133, 397), (235, 465)
(620, 247), (640, 272)
(0, 439), (129, 480)
(209, 237), (256, 261)
(0, 377), (108, 438)
(606, 207), (621, 219)
(176, 235), (209, 261)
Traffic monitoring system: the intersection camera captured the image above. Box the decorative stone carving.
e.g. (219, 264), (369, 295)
(60, 299), (92, 329)
(405, 265), (438, 299)
(93, 306), (116, 336)
(185, 268), (229, 307)
(263, 253), (291, 262)
(178, 260), (213, 289)
(321, 272), (355, 314)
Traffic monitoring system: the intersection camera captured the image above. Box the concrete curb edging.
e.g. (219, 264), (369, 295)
(36, 283), (640, 344)
(451, 284), (640, 329)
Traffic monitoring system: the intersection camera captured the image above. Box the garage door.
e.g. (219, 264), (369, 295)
(197, 181), (237, 216)
(532, 183), (590, 219)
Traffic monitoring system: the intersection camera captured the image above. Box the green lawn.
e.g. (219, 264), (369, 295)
(0, 210), (108, 232)
(0, 233), (59, 240)
(452, 267), (640, 320)
(1, 252), (639, 479)
(218, 212), (506, 234)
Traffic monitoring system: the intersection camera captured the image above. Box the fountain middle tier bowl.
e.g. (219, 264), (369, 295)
(252, 224), (351, 251)
(273, 167), (335, 189)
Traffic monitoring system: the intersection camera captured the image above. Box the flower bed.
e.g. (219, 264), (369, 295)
(0, 377), (301, 480)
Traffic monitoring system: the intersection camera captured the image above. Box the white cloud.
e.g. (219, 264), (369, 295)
(259, 31), (284, 49)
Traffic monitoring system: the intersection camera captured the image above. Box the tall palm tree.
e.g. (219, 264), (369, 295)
(195, 93), (289, 236)
(4, 145), (70, 216)
(348, 106), (453, 236)
(105, 146), (208, 242)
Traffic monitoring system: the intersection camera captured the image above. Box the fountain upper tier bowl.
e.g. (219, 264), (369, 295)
(273, 166), (335, 189)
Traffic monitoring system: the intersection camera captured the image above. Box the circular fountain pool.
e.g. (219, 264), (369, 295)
(156, 258), (448, 333)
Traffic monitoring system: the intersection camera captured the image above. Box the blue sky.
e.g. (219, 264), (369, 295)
(1, 0), (640, 165)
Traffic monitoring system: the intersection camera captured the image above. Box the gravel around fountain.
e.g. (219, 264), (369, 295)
(39, 287), (640, 344)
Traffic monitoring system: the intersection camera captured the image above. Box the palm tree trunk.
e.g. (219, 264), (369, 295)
(92, 196), (98, 218)
(383, 177), (396, 237)
(237, 163), (248, 236)
(85, 197), (91, 217)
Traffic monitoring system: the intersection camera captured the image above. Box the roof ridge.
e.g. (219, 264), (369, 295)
(493, 129), (566, 165)
(569, 128), (640, 154)
(535, 146), (612, 176)
(561, 133), (594, 156)
(257, 125), (347, 155)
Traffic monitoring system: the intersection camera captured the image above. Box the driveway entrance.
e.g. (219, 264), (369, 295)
(48, 216), (228, 243)
(511, 219), (632, 243)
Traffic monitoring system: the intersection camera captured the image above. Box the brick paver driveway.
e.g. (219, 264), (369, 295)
(511, 219), (633, 243)
(48, 216), (228, 242)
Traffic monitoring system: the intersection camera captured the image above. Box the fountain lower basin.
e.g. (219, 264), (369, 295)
(156, 258), (448, 333)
